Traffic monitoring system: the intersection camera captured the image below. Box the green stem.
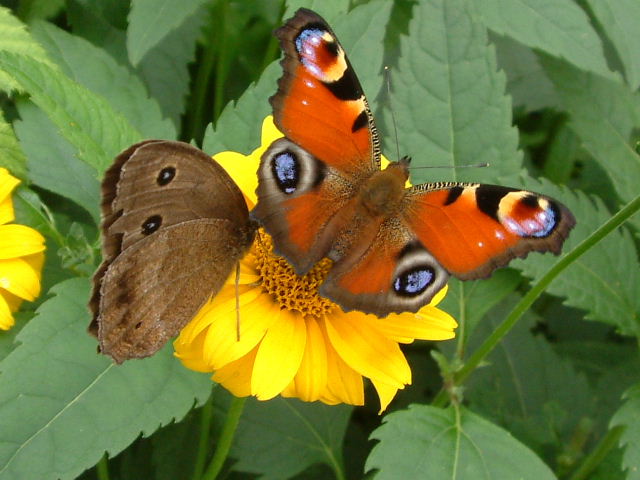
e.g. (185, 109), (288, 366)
(96, 453), (109, 480)
(433, 193), (640, 407)
(191, 391), (215, 480)
(212, 0), (230, 121)
(567, 426), (624, 480)
(186, 6), (218, 143)
(202, 396), (246, 480)
(454, 282), (467, 360)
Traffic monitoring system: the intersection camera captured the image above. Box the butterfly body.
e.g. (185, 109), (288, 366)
(252, 8), (576, 317)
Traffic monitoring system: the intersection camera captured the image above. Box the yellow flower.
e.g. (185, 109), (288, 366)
(174, 118), (457, 412)
(0, 168), (45, 330)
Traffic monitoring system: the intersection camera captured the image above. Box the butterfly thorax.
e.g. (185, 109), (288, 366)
(359, 163), (409, 217)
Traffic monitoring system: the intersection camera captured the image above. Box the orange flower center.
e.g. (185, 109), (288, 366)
(253, 229), (336, 317)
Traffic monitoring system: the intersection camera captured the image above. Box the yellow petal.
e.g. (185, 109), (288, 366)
(430, 284), (448, 306)
(0, 293), (15, 330)
(173, 328), (213, 372)
(281, 379), (298, 398)
(0, 198), (14, 226)
(373, 307), (457, 343)
(291, 317), (327, 402)
(370, 378), (401, 414)
(178, 284), (262, 346)
(0, 225), (45, 259)
(203, 290), (281, 369)
(212, 344), (259, 398)
(0, 168), (19, 225)
(214, 151), (259, 206)
(0, 255), (42, 301)
(251, 308), (306, 400)
(318, 391), (343, 406)
(324, 311), (411, 388)
(220, 253), (262, 286)
(259, 116), (284, 147)
(323, 327), (364, 406)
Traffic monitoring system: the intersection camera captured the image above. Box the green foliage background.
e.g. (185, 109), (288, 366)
(0, 0), (638, 479)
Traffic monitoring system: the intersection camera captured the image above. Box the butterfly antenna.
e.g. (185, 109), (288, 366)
(384, 66), (401, 163)
(409, 162), (490, 170)
(235, 261), (241, 342)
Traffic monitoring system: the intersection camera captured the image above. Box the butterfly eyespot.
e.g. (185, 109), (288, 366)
(502, 196), (559, 238)
(157, 166), (176, 186)
(271, 151), (299, 194)
(393, 266), (435, 297)
(141, 215), (162, 235)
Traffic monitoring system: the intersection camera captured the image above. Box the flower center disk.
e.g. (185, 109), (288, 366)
(253, 230), (335, 317)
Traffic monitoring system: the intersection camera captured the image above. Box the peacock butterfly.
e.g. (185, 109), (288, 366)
(251, 8), (576, 317)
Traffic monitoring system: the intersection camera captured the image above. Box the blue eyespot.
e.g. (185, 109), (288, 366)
(532, 207), (556, 237)
(272, 151), (299, 194)
(393, 267), (434, 297)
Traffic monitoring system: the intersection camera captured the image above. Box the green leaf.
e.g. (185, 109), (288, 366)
(32, 21), (176, 139)
(69, 0), (203, 125)
(202, 61), (278, 155)
(541, 56), (640, 213)
(203, 0), (392, 156)
(66, 0), (129, 64)
(0, 6), (51, 92)
(367, 404), (555, 479)
(466, 302), (594, 451)
(596, 353), (640, 430)
(611, 383), (640, 480)
(15, 0), (65, 22)
(492, 34), (558, 112)
(0, 278), (212, 480)
(514, 178), (640, 336)
(150, 411), (201, 480)
(127, 0), (209, 66)
(136, 9), (206, 126)
(542, 122), (580, 185)
(587, 0), (640, 90)
(439, 269), (522, 344)
(230, 396), (352, 480)
(0, 109), (27, 179)
(284, 0), (349, 21)
(14, 101), (100, 222)
(477, 0), (615, 81)
(0, 51), (141, 176)
(331, 0), (392, 110)
(392, 0), (522, 184)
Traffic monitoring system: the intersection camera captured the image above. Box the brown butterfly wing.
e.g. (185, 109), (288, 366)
(96, 220), (249, 363)
(89, 140), (255, 363)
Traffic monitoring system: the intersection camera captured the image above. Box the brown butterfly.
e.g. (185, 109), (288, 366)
(89, 140), (255, 363)
(251, 8), (576, 316)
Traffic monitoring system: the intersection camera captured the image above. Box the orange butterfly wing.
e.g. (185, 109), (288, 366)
(253, 9), (381, 272)
(271, 8), (380, 174)
(254, 9), (576, 317)
(403, 183), (576, 280)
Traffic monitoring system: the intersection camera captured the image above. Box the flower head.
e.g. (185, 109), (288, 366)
(174, 118), (457, 412)
(0, 168), (45, 330)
